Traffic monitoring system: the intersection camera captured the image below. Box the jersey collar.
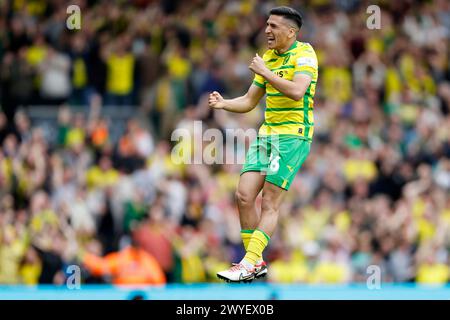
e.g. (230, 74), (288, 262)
(274, 41), (298, 57)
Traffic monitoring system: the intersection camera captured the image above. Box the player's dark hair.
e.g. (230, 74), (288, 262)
(269, 6), (303, 30)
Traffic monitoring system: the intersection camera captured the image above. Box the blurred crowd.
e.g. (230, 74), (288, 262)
(0, 0), (450, 285)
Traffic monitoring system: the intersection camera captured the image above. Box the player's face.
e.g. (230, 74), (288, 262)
(265, 15), (296, 50)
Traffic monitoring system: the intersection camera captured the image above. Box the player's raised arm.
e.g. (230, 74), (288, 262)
(249, 53), (312, 101)
(208, 83), (265, 113)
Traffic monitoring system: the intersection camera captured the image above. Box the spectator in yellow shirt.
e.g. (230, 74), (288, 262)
(86, 156), (119, 190)
(268, 247), (309, 283)
(104, 35), (135, 106)
(19, 247), (42, 285)
(416, 255), (449, 285)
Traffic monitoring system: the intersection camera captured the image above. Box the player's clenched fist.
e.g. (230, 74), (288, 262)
(208, 91), (225, 109)
(249, 53), (267, 76)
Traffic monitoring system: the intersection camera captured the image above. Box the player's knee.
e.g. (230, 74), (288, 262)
(235, 189), (254, 207)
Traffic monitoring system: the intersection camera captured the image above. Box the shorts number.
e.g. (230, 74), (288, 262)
(269, 154), (280, 173)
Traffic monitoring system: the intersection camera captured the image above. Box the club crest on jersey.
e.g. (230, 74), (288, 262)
(283, 54), (291, 65)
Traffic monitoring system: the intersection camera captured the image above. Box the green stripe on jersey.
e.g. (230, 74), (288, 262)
(264, 121), (304, 126)
(253, 80), (265, 88)
(271, 65), (295, 71)
(303, 85), (311, 137)
(266, 107), (303, 111)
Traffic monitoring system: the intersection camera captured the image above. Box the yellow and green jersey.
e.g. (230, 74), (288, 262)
(253, 41), (318, 141)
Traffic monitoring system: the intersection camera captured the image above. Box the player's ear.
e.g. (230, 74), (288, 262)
(289, 28), (297, 39)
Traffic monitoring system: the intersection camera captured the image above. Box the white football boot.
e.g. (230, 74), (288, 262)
(217, 263), (256, 283)
(254, 260), (268, 279)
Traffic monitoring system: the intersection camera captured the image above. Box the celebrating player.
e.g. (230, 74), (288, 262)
(209, 6), (319, 282)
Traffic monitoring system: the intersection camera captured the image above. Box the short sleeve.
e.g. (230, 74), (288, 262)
(294, 44), (318, 78)
(253, 74), (265, 88)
